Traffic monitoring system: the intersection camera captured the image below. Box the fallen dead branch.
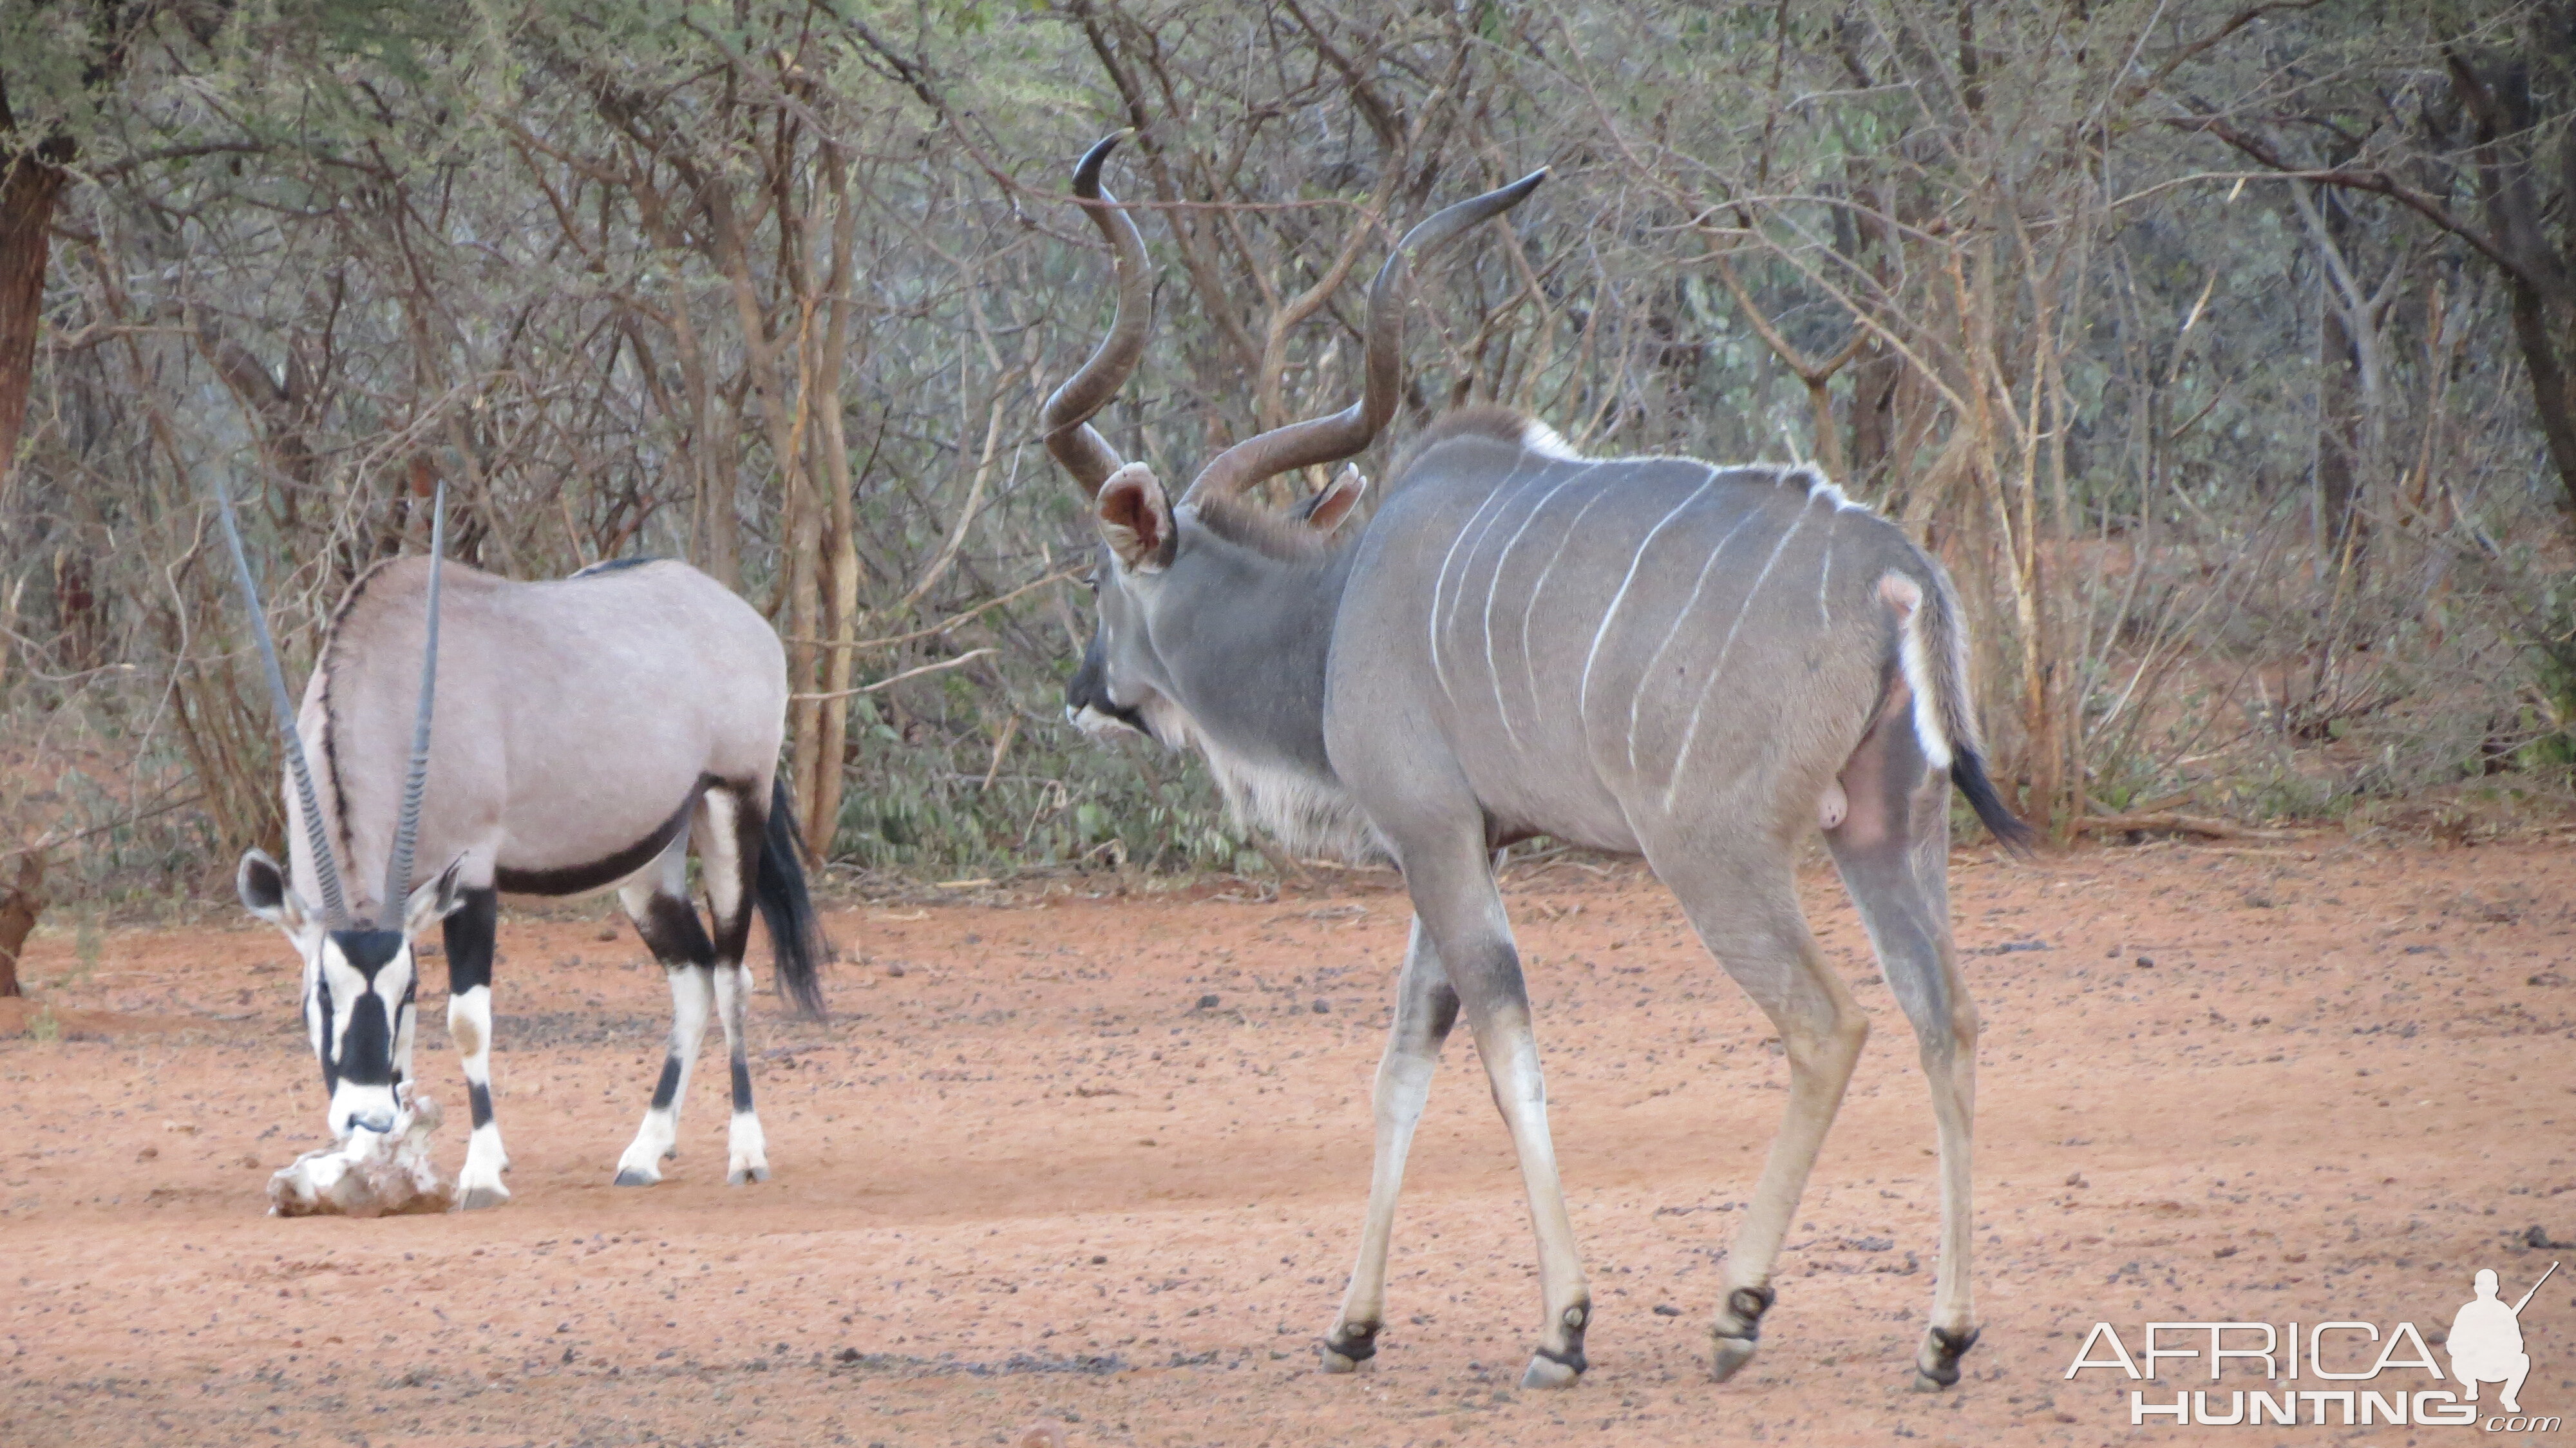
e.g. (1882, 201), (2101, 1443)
(2071, 811), (2302, 842)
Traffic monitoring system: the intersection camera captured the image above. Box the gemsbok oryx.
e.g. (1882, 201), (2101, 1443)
(1043, 135), (2031, 1391)
(214, 482), (826, 1210)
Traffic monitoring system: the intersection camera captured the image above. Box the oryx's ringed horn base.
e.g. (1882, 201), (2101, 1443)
(1041, 131), (1150, 499)
(1180, 167), (1548, 508)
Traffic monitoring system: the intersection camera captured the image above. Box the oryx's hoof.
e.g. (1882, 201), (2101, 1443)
(612, 1167), (660, 1188)
(1520, 1346), (1586, 1390)
(1911, 1324), (1979, 1391)
(726, 1163), (770, 1186)
(457, 1181), (511, 1211)
(1709, 1335), (1759, 1382)
(1318, 1322), (1378, 1374)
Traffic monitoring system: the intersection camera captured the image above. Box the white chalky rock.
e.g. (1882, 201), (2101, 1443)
(267, 1085), (457, 1217)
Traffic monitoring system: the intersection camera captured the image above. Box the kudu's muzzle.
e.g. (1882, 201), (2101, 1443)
(1065, 634), (1151, 738)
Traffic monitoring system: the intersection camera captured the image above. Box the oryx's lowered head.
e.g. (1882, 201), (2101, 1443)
(1045, 131), (1544, 747)
(216, 481), (465, 1141)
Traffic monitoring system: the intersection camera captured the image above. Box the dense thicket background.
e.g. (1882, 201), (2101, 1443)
(3, 0), (2573, 962)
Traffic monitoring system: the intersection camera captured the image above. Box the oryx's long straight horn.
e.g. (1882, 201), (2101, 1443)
(1181, 166), (1548, 506)
(212, 479), (348, 925)
(382, 478), (446, 916)
(1041, 131), (1152, 499)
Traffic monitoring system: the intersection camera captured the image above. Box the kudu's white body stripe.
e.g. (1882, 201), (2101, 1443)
(1575, 468), (1718, 739)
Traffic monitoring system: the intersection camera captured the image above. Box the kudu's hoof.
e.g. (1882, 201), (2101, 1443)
(726, 1164), (770, 1186)
(1708, 1284), (1774, 1382)
(1911, 1324), (1979, 1391)
(1520, 1348), (1585, 1390)
(1318, 1323), (1378, 1374)
(612, 1168), (659, 1188)
(1708, 1335), (1759, 1382)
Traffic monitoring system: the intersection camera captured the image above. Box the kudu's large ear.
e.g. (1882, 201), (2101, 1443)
(402, 853), (471, 940)
(238, 850), (313, 940)
(1096, 462), (1176, 572)
(1300, 465), (1369, 534)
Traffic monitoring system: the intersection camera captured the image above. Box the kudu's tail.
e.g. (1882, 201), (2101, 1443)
(1891, 567), (2038, 852)
(755, 774), (831, 1018)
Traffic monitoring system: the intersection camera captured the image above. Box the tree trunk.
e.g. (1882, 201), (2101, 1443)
(0, 853), (44, 998)
(2506, 275), (2576, 530)
(0, 149), (67, 491)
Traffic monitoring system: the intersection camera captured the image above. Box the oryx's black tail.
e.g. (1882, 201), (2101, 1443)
(756, 774), (829, 1019)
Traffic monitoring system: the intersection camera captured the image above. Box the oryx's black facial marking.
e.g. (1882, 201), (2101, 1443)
(323, 928), (409, 1089)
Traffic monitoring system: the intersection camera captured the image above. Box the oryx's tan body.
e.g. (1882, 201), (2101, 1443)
(292, 557), (787, 916)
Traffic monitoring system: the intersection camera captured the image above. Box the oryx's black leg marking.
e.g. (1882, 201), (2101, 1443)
(442, 886), (511, 1208)
(636, 894), (718, 967)
(615, 817), (717, 1188)
(702, 783), (770, 1185)
(647, 1054), (685, 1112)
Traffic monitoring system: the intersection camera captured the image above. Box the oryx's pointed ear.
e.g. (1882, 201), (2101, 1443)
(1302, 464), (1369, 533)
(1096, 462), (1175, 572)
(238, 850), (312, 938)
(402, 853), (470, 940)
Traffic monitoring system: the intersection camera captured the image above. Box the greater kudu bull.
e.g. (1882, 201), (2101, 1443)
(1043, 135), (2029, 1391)
(215, 484), (826, 1209)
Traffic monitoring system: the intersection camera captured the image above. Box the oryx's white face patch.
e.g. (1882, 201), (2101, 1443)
(303, 928), (419, 1141)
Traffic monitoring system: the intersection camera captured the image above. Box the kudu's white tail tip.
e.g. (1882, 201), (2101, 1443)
(1879, 574), (1955, 773)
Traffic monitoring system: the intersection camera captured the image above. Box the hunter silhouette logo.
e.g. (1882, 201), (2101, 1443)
(2066, 1260), (2561, 1429)
(2452, 1263), (2554, 1415)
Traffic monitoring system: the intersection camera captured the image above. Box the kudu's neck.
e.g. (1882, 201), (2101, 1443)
(1154, 523), (1356, 781)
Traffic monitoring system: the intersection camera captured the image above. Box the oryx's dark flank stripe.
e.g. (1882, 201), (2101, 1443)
(492, 789), (701, 897)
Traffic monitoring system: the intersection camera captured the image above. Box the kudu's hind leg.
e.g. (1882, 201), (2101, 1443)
(697, 784), (770, 1185)
(1399, 832), (1592, 1389)
(444, 884), (512, 1210)
(1827, 722), (1980, 1389)
(614, 827), (717, 1187)
(1321, 919), (1461, 1374)
(1650, 843), (1869, 1383)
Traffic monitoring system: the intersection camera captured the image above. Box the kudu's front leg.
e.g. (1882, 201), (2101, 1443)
(443, 886), (511, 1210)
(1322, 919), (1461, 1373)
(1408, 839), (1593, 1389)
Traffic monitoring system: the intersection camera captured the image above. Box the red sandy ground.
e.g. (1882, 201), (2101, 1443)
(2, 836), (2572, 1447)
